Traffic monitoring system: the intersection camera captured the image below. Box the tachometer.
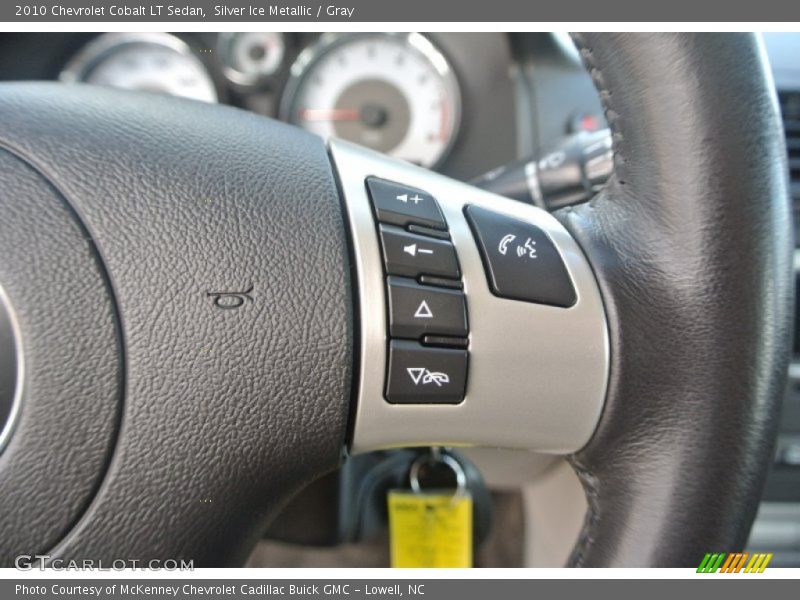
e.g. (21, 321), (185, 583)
(60, 33), (217, 103)
(218, 32), (286, 86)
(280, 33), (460, 168)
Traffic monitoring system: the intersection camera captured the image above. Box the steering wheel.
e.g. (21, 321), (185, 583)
(0, 32), (791, 567)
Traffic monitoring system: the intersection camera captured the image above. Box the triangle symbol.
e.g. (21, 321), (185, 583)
(397, 194), (408, 202)
(407, 367), (426, 385)
(414, 300), (433, 318)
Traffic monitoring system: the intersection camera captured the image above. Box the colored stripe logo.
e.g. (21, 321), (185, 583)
(697, 552), (773, 573)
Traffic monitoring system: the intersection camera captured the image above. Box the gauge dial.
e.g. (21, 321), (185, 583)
(60, 33), (217, 103)
(281, 33), (460, 168)
(218, 32), (285, 85)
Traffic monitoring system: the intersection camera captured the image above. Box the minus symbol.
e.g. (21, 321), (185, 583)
(418, 248), (434, 254)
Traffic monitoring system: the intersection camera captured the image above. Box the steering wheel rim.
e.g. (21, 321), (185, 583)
(0, 32), (791, 567)
(560, 32), (792, 566)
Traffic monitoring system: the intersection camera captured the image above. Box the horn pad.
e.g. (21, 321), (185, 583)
(0, 148), (121, 565)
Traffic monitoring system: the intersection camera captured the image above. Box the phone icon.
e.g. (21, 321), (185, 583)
(498, 234), (516, 255)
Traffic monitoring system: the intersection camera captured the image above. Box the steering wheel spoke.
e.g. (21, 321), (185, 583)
(332, 140), (609, 454)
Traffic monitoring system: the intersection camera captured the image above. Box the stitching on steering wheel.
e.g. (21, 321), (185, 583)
(570, 33), (627, 187)
(565, 32), (617, 568)
(566, 458), (600, 567)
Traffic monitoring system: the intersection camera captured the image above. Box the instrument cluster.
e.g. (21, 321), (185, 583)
(60, 32), (462, 169)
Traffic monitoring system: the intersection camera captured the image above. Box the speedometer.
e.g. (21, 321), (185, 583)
(280, 33), (460, 168)
(60, 33), (218, 103)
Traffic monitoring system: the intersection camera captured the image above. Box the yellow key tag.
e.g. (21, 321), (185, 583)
(387, 490), (473, 568)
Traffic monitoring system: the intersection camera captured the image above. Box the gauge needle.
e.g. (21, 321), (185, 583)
(299, 108), (360, 122)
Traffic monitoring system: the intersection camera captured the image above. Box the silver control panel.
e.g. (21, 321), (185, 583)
(331, 139), (609, 455)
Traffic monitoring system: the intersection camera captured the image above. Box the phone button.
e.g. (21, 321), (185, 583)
(385, 340), (468, 404)
(464, 205), (577, 307)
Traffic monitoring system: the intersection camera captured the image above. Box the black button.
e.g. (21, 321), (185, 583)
(385, 340), (468, 404)
(379, 224), (461, 280)
(465, 205), (577, 307)
(366, 177), (447, 230)
(387, 277), (468, 339)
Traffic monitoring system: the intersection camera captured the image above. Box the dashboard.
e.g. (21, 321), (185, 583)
(0, 32), (526, 181)
(60, 33), (460, 168)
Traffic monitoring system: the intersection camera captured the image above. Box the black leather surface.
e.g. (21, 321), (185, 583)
(0, 149), (120, 565)
(560, 34), (794, 566)
(0, 83), (352, 565)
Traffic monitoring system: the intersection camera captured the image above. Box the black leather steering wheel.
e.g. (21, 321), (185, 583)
(0, 32), (792, 567)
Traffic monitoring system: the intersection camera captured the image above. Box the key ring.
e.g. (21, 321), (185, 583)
(409, 448), (467, 496)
